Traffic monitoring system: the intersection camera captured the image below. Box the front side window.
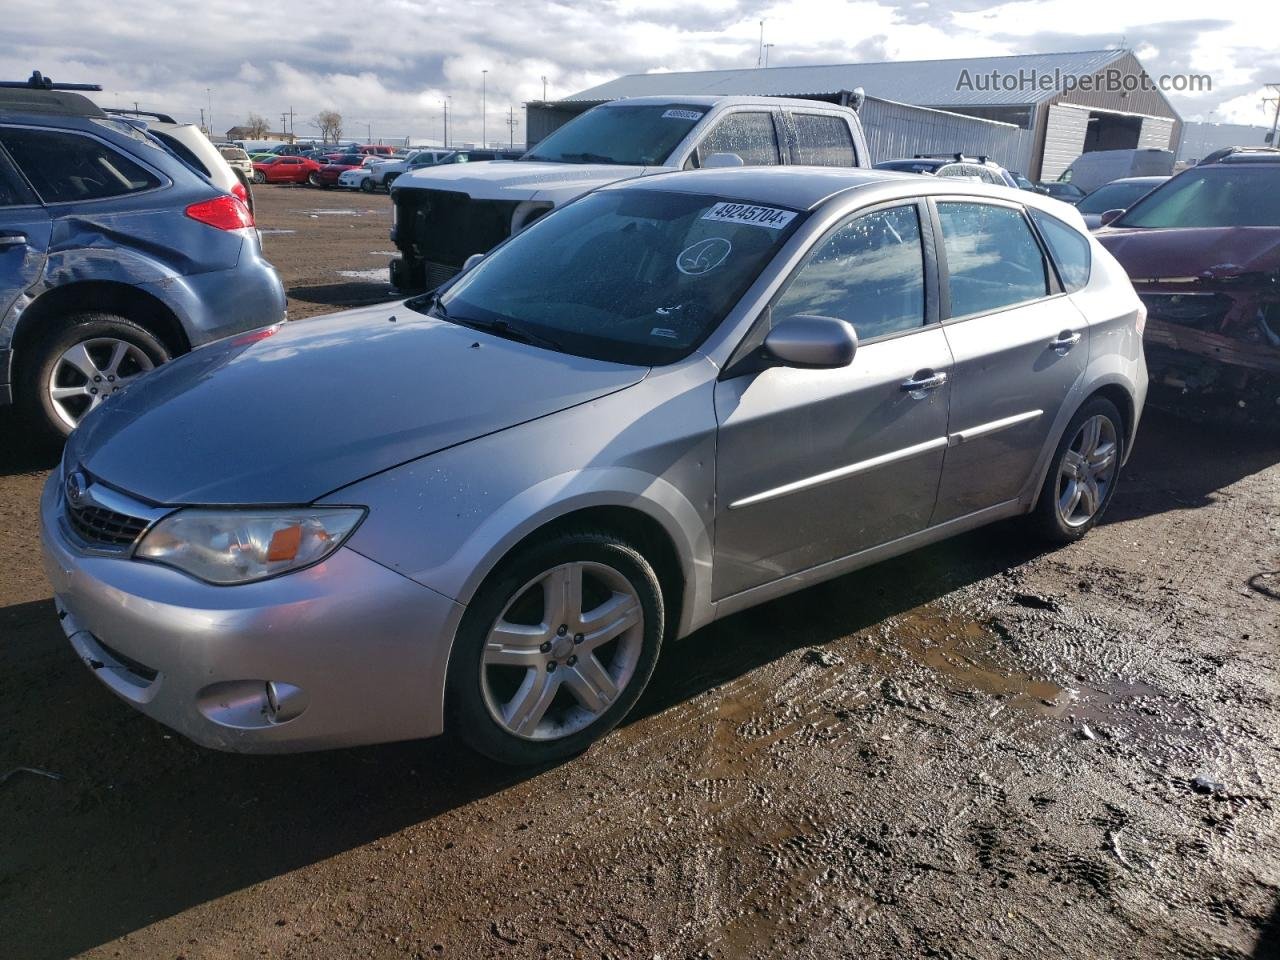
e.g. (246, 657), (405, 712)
(773, 204), (926, 341)
(694, 113), (780, 168)
(523, 104), (707, 166)
(1030, 209), (1091, 292)
(0, 145), (38, 206)
(0, 127), (162, 203)
(936, 201), (1048, 318)
(420, 189), (805, 365)
(1116, 166), (1280, 228)
(790, 114), (856, 167)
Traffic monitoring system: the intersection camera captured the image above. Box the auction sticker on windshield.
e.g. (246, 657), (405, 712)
(701, 202), (797, 229)
(662, 109), (704, 121)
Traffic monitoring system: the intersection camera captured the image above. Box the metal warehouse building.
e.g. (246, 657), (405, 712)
(528, 49), (1181, 181)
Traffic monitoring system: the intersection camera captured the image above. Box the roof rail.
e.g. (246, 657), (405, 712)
(0, 70), (102, 91)
(107, 107), (178, 124)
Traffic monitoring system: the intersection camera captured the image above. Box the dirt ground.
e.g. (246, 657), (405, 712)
(1, 185), (1278, 960)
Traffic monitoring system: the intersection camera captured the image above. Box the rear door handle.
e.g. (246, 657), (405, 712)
(1051, 330), (1082, 353)
(901, 370), (948, 396)
(0, 231), (28, 248)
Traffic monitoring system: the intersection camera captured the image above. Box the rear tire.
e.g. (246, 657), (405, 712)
(1028, 397), (1125, 544)
(251, 169), (266, 185)
(19, 312), (171, 442)
(360, 178), (375, 193)
(447, 530), (664, 766)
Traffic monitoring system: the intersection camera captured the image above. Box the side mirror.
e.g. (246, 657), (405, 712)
(1098, 208), (1125, 227)
(462, 253), (485, 273)
(704, 152), (744, 169)
(763, 315), (858, 369)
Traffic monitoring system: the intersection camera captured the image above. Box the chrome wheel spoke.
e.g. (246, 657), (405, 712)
(541, 563), (583, 631)
(579, 591), (641, 651)
(104, 340), (129, 378)
(50, 384), (92, 401)
(59, 342), (101, 381)
(1088, 441), (1116, 475)
(1079, 474), (1101, 516)
(504, 668), (559, 737)
(1079, 416), (1102, 457)
(1062, 449), (1086, 478)
(1060, 478), (1082, 517)
(563, 654), (618, 713)
(484, 621), (549, 667)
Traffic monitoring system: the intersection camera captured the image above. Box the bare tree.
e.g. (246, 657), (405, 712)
(313, 110), (343, 144)
(244, 113), (270, 139)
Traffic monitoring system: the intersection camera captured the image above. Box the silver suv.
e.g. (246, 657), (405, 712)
(43, 167), (1146, 765)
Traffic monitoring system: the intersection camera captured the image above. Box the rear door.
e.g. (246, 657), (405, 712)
(929, 198), (1088, 523)
(0, 134), (52, 331)
(713, 200), (952, 598)
(783, 111), (860, 168)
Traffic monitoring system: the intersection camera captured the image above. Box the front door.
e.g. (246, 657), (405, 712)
(928, 198), (1089, 523)
(0, 136), (51, 329)
(713, 201), (952, 600)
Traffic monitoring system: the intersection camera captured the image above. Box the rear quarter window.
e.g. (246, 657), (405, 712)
(0, 127), (163, 203)
(1029, 208), (1091, 292)
(790, 114), (857, 167)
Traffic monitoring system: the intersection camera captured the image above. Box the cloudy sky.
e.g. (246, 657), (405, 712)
(5, 0), (1274, 144)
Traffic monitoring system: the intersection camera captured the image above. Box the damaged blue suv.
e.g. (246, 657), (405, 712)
(0, 74), (286, 439)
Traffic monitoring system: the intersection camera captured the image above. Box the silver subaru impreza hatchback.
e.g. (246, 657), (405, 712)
(42, 167), (1147, 765)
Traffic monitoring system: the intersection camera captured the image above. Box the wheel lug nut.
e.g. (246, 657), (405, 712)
(574, 633), (584, 644)
(93, 376), (102, 382)
(89, 388), (98, 395)
(556, 625), (568, 636)
(546, 662), (557, 672)
(539, 641), (552, 654)
(567, 655), (577, 666)
(107, 375), (115, 382)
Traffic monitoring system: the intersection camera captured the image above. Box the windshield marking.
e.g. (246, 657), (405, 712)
(677, 237), (733, 276)
(701, 202), (797, 229)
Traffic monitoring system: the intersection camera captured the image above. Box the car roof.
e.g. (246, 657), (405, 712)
(595, 94), (851, 111)
(0, 87), (105, 117)
(602, 166), (1081, 220)
(1097, 176), (1169, 186)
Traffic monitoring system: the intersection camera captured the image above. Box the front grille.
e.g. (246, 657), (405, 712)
(96, 637), (159, 683)
(425, 260), (460, 289)
(402, 188), (520, 268)
(67, 502), (149, 547)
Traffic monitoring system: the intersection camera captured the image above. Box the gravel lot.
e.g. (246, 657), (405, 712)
(1, 184), (1278, 960)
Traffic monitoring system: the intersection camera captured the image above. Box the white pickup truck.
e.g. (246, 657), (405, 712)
(388, 94), (870, 292)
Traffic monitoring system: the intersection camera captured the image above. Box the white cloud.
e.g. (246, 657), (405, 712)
(2, 0), (1268, 142)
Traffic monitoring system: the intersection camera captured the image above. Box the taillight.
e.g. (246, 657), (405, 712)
(1135, 300), (1147, 336)
(185, 195), (254, 231)
(231, 179), (249, 204)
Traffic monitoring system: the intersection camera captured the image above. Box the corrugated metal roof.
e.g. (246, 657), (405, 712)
(561, 50), (1129, 108)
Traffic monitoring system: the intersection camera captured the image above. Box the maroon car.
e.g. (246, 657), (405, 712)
(1095, 148), (1280, 413)
(309, 153), (371, 188)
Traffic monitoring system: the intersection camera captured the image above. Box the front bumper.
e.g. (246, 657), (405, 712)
(39, 473), (463, 753)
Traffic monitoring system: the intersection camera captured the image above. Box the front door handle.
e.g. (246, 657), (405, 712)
(0, 231), (28, 248)
(1051, 330), (1082, 353)
(901, 370), (948, 396)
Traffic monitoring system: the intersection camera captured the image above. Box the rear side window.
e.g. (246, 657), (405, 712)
(0, 145), (38, 206)
(774, 204), (926, 340)
(936, 201), (1048, 318)
(791, 114), (856, 167)
(695, 113), (780, 167)
(0, 127), (162, 203)
(1029, 209), (1091, 292)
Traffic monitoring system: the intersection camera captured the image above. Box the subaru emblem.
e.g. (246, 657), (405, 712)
(65, 470), (88, 506)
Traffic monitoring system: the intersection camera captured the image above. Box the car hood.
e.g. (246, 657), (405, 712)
(67, 303), (648, 506)
(395, 160), (654, 203)
(1095, 226), (1280, 281)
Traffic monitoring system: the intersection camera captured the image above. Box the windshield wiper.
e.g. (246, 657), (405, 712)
(447, 314), (564, 352)
(555, 152), (619, 165)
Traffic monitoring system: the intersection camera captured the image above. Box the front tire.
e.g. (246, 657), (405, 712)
(360, 178), (375, 193)
(447, 530), (665, 766)
(19, 312), (171, 441)
(1028, 397), (1124, 544)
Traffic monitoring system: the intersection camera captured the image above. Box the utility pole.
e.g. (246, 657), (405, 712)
(367, 120), (372, 142)
(199, 107), (205, 134)
(764, 44), (775, 68)
(505, 106), (518, 149)
(441, 99), (449, 147)
(280, 112), (289, 136)
(482, 69), (489, 146)
(541, 75), (548, 101)
(1265, 83), (1280, 145)
(757, 20), (765, 67)
(206, 88), (212, 138)
(288, 105), (295, 136)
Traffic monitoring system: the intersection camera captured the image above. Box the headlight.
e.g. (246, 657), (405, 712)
(136, 507), (365, 585)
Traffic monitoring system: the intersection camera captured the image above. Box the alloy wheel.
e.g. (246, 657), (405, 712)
(1056, 414), (1118, 528)
(46, 337), (155, 430)
(480, 561), (644, 741)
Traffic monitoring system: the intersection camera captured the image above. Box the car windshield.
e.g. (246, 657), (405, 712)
(1116, 166), (1280, 228)
(522, 104), (707, 166)
(1077, 180), (1161, 214)
(413, 189), (804, 365)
